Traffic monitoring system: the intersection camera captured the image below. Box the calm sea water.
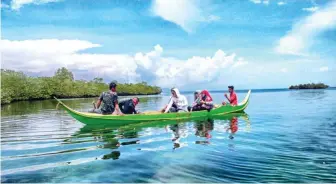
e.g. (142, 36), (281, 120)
(1, 89), (336, 183)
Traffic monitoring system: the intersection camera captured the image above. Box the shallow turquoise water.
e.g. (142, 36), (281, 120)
(1, 89), (336, 182)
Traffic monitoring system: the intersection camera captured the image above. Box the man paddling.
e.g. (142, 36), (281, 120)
(222, 86), (238, 106)
(118, 97), (140, 114)
(90, 82), (123, 115)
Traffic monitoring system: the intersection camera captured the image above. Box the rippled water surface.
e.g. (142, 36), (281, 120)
(1, 89), (336, 183)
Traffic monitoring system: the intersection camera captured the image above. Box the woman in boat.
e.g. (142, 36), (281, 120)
(191, 90), (214, 111)
(188, 90), (201, 111)
(200, 90), (214, 110)
(161, 88), (188, 113)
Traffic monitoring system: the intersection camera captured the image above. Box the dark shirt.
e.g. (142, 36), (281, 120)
(118, 98), (137, 114)
(99, 91), (118, 114)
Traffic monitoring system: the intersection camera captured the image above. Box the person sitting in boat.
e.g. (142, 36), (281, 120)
(90, 82), (123, 115)
(200, 90), (214, 110)
(222, 86), (238, 106)
(187, 90), (201, 111)
(161, 88), (188, 113)
(118, 97), (140, 114)
(191, 90), (214, 111)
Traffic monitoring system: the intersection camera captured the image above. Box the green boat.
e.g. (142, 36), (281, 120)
(55, 90), (251, 126)
(76, 112), (249, 134)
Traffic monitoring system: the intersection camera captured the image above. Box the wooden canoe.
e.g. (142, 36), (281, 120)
(55, 90), (251, 126)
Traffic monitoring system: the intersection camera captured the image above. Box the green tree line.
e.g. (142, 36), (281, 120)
(1, 68), (162, 104)
(289, 83), (329, 89)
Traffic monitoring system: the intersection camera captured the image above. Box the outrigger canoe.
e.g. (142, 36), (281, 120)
(55, 90), (251, 126)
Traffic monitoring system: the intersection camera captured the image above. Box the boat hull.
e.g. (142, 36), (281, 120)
(55, 90), (251, 126)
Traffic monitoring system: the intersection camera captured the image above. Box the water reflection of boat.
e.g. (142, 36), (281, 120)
(67, 113), (250, 159)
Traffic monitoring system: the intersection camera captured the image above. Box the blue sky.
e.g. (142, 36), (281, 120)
(1, 0), (335, 90)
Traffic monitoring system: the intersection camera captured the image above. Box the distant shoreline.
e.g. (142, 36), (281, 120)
(289, 83), (329, 90)
(179, 87), (336, 94)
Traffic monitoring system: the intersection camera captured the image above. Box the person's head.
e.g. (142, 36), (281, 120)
(201, 90), (212, 100)
(228, 86), (234, 93)
(194, 90), (201, 99)
(109, 82), (117, 92)
(171, 88), (179, 98)
(132, 97), (140, 105)
(201, 90), (208, 97)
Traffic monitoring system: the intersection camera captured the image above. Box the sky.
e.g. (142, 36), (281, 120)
(1, 0), (335, 90)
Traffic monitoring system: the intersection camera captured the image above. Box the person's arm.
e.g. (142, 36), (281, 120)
(133, 108), (138, 114)
(114, 102), (124, 115)
(193, 97), (200, 106)
(112, 95), (123, 115)
(225, 93), (230, 102)
(130, 101), (138, 114)
(96, 93), (104, 109)
(96, 100), (102, 109)
(164, 98), (173, 113)
(118, 102), (124, 113)
(204, 97), (213, 105)
(205, 101), (213, 105)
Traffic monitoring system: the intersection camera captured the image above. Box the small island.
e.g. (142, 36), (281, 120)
(1, 68), (162, 104)
(289, 83), (329, 90)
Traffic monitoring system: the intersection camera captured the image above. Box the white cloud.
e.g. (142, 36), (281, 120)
(263, 0), (269, 5)
(319, 66), (329, 72)
(151, 0), (220, 33)
(302, 6), (319, 12)
(0, 2), (10, 8)
(232, 59), (248, 68)
(0, 39), (247, 88)
(275, 1), (336, 55)
(277, 1), (286, 6)
(280, 68), (288, 73)
(11, 0), (61, 10)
